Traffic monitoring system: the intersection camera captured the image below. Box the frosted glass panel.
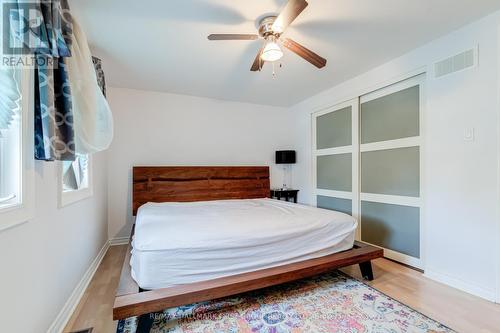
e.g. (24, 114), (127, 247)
(317, 196), (352, 215)
(317, 154), (352, 191)
(361, 147), (419, 197)
(316, 107), (352, 149)
(361, 86), (419, 143)
(361, 201), (420, 258)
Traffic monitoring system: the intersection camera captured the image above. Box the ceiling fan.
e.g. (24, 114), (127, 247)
(207, 0), (326, 72)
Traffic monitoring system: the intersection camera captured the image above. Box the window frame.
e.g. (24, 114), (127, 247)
(0, 69), (35, 231)
(58, 154), (93, 208)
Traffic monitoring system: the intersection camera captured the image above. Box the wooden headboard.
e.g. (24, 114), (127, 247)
(132, 166), (270, 215)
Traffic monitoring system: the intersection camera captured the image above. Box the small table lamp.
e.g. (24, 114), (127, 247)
(276, 150), (296, 190)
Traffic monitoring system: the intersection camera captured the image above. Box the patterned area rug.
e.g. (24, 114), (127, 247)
(117, 271), (455, 333)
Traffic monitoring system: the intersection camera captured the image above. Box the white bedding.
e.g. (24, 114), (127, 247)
(131, 198), (357, 290)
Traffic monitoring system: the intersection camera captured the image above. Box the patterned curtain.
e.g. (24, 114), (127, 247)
(92, 56), (106, 97)
(32, 0), (75, 161)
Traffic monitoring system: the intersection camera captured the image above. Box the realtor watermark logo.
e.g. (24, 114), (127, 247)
(2, 0), (62, 68)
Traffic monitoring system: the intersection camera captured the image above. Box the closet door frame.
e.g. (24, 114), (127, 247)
(359, 74), (426, 269)
(311, 73), (425, 269)
(312, 98), (360, 240)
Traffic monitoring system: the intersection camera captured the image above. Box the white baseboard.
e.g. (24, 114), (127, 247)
(109, 236), (129, 246)
(47, 240), (110, 333)
(424, 269), (497, 302)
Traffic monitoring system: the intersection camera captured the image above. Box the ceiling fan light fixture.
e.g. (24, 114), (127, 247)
(261, 37), (283, 62)
(208, 1), (327, 71)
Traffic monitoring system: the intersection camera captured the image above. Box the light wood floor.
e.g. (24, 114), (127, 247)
(65, 245), (500, 333)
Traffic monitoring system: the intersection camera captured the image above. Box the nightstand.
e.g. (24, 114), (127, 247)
(270, 189), (299, 203)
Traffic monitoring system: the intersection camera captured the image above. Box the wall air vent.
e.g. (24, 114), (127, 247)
(434, 48), (476, 78)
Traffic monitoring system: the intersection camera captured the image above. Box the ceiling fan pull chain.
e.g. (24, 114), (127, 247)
(272, 62), (276, 78)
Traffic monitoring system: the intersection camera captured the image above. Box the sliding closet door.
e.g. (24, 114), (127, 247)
(359, 75), (424, 268)
(313, 99), (360, 238)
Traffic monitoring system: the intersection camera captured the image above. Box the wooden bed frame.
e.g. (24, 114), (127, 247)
(114, 166), (383, 332)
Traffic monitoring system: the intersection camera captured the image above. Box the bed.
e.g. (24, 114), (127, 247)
(114, 166), (383, 332)
(132, 198), (358, 290)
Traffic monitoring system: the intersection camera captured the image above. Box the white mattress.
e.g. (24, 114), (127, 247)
(131, 198), (357, 290)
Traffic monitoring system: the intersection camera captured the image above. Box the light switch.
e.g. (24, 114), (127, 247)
(464, 128), (475, 141)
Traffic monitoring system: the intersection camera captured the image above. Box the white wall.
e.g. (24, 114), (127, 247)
(290, 11), (500, 301)
(106, 88), (294, 238)
(0, 153), (108, 332)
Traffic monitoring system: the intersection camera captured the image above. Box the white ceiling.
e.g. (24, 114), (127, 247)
(70, 0), (500, 107)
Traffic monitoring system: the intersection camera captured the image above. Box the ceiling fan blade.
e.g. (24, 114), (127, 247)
(272, 0), (308, 33)
(282, 38), (327, 68)
(207, 34), (258, 41)
(250, 46), (265, 72)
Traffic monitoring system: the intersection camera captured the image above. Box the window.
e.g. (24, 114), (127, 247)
(0, 70), (21, 210)
(0, 68), (35, 231)
(59, 154), (92, 207)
